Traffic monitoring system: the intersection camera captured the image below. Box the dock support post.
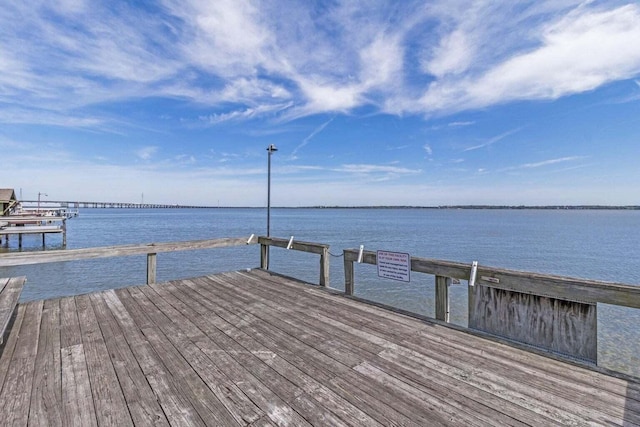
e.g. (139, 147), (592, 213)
(147, 253), (157, 284)
(42, 233), (46, 247)
(62, 219), (67, 246)
(319, 247), (329, 287)
(19, 234), (22, 249)
(435, 275), (451, 322)
(344, 251), (354, 296)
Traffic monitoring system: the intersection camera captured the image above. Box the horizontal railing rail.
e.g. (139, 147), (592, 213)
(0, 236), (259, 285)
(259, 236), (330, 287)
(344, 248), (640, 308)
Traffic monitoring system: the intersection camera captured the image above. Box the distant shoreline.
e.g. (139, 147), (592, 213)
(194, 205), (640, 210)
(298, 205), (640, 210)
(30, 204), (640, 210)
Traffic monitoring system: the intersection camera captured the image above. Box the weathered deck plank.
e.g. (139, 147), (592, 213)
(87, 292), (169, 426)
(59, 296), (97, 427)
(148, 283), (312, 415)
(76, 294), (133, 426)
(215, 271), (539, 426)
(183, 276), (445, 426)
(28, 299), (63, 426)
(248, 268), (640, 423)
(0, 269), (639, 426)
(154, 280), (380, 427)
(105, 289), (207, 427)
(0, 301), (44, 426)
(195, 275), (512, 426)
(217, 271), (536, 426)
(0, 276), (26, 345)
(124, 285), (240, 426)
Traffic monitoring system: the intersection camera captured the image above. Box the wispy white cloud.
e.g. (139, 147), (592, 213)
(200, 103), (293, 125)
(423, 144), (433, 156)
(386, 144), (410, 151)
(419, 3), (640, 114)
(502, 156), (587, 171)
(1, 1), (639, 128)
(292, 116), (335, 158)
(336, 164), (422, 175)
(0, 108), (104, 128)
(424, 29), (473, 77)
(463, 128), (522, 152)
(521, 156), (586, 169)
(448, 121), (475, 127)
(136, 146), (158, 160)
(174, 154), (196, 165)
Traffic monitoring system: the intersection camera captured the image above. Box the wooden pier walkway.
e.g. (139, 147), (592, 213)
(1, 269), (639, 426)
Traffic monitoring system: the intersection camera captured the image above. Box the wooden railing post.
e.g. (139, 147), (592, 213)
(319, 247), (329, 287)
(147, 253), (157, 284)
(260, 243), (269, 269)
(435, 275), (451, 322)
(344, 250), (354, 296)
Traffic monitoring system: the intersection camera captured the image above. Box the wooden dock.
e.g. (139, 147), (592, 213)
(0, 216), (68, 248)
(1, 269), (639, 426)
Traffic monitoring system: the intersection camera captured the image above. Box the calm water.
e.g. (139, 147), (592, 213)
(1, 208), (639, 376)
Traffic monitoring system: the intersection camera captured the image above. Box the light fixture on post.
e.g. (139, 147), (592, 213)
(37, 192), (48, 215)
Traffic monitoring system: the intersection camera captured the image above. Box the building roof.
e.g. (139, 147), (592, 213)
(0, 189), (17, 203)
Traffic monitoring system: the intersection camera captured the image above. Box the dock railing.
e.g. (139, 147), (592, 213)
(344, 247), (640, 365)
(0, 216), (68, 247)
(0, 235), (332, 288)
(3, 236), (640, 367)
(0, 236), (260, 285)
(258, 236), (330, 287)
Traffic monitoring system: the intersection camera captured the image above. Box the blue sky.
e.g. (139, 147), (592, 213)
(1, 0), (639, 206)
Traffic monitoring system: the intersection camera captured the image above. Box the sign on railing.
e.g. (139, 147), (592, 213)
(377, 250), (411, 282)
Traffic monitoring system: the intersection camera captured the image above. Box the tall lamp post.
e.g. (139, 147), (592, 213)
(266, 144), (277, 269)
(266, 144), (277, 237)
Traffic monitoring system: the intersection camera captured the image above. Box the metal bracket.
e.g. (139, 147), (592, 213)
(469, 261), (478, 287)
(286, 236), (294, 250)
(357, 245), (364, 263)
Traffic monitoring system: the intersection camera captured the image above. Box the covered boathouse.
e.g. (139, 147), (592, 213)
(0, 189), (18, 217)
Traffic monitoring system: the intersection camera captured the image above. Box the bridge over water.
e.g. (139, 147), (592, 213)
(21, 200), (214, 209)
